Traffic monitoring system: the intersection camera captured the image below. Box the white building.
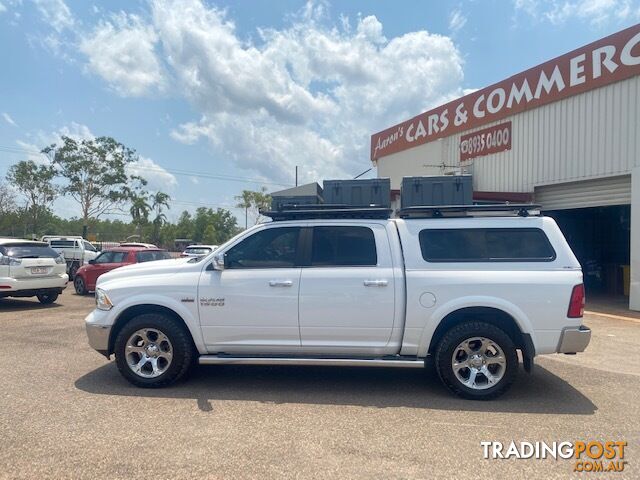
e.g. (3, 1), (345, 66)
(371, 24), (640, 309)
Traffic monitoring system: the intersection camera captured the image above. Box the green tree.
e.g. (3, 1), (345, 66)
(44, 136), (146, 237)
(150, 191), (171, 245)
(129, 192), (151, 236)
(6, 160), (58, 235)
(235, 187), (271, 228)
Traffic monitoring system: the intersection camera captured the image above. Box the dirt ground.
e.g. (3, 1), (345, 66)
(0, 290), (638, 479)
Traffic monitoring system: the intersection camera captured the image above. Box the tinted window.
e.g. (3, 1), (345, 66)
(0, 244), (59, 258)
(136, 251), (171, 263)
(419, 228), (556, 262)
(226, 227), (300, 269)
(49, 240), (76, 248)
(110, 252), (128, 263)
(311, 226), (377, 266)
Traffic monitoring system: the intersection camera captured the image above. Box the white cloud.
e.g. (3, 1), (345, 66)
(0, 3), (6, 14)
(449, 8), (467, 32)
(2, 112), (17, 126)
(513, 0), (640, 25)
(33, 0), (74, 32)
(127, 156), (178, 192)
(153, 0), (464, 183)
(79, 12), (165, 96)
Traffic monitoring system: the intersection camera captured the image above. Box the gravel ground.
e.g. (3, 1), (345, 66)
(0, 291), (638, 479)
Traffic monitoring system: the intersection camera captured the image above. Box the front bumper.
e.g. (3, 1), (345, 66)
(557, 325), (591, 353)
(85, 309), (113, 357)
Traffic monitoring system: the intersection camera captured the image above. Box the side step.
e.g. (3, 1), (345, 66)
(198, 356), (425, 368)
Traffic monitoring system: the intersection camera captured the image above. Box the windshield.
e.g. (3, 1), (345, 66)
(0, 244), (60, 258)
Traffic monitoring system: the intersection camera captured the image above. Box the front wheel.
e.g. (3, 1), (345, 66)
(37, 292), (59, 304)
(435, 321), (518, 400)
(114, 313), (194, 388)
(74, 276), (87, 295)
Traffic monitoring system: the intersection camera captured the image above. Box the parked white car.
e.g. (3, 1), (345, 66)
(0, 238), (69, 304)
(180, 244), (219, 258)
(85, 206), (590, 399)
(41, 236), (98, 278)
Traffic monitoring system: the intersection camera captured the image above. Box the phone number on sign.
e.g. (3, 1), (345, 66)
(459, 122), (511, 161)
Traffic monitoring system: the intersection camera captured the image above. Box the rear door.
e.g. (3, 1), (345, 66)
(298, 224), (396, 354)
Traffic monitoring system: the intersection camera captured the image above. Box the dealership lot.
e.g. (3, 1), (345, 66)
(0, 292), (638, 479)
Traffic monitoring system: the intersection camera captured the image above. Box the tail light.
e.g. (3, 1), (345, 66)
(567, 284), (585, 318)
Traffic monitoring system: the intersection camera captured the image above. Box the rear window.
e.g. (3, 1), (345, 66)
(49, 240), (76, 248)
(0, 244), (60, 259)
(136, 251), (172, 263)
(419, 228), (556, 262)
(311, 226), (377, 266)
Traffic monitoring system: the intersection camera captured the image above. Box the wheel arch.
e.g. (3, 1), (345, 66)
(108, 304), (197, 356)
(421, 302), (536, 372)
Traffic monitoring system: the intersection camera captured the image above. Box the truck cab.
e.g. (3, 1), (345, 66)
(85, 205), (590, 399)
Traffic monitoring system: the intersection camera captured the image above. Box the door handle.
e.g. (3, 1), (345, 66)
(269, 280), (293, 287)
(363, 279), (388, 287)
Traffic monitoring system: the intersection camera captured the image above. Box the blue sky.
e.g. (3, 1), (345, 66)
(1, 0), (639, 222)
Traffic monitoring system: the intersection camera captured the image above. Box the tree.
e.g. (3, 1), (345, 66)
(44, 136), (146, 237)
(235, 187), (271, 228)
(6, 160), (58, 235)
(129, 192), (151, 235)
(0, 181), (16, 216)
(150, 191), (171, 245)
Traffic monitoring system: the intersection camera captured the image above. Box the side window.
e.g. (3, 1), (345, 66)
(311, 226), (377, 267)
(419, 228), (556, 262)
(110, 252), (128, 263)
(83, 241), (96, 252)
(136, 251), (169, 263)
(95, 252), (114, 264)
(225, 227), (300, 269)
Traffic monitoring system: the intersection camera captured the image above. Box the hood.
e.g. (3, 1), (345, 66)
(97, 257), (192, 287)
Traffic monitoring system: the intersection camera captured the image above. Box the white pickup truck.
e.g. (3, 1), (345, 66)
(42, 236), (98, 278)
(85, 206), (591, 399)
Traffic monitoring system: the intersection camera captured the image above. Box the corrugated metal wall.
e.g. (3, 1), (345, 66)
(535, 175), (631, 210)
(387, 75), (640, 195)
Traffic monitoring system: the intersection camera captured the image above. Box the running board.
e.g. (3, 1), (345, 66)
(198, 356), (425, 368)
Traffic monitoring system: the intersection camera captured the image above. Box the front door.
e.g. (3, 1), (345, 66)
(198, 226), (303, 353)
(298, 225), (396, 354)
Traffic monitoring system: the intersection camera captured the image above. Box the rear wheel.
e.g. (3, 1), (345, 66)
(74, 276), (87, 295)
(435, 321), (518, 400)
(37, 292), (59, 304)
(69, 262), (79, 279)
(114, 313), (194, 388)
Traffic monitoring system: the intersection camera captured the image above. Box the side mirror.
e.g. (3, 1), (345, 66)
(88, 259), (96, 265)
(212, 253), (226, 271)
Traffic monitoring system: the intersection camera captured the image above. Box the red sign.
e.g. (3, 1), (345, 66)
(371, 23), (640, 160)
(460, 122), (512, 161)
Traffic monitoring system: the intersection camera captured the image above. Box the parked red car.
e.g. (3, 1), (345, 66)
(74, 246), (172, 294)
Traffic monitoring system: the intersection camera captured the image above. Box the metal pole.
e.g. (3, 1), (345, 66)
(295, 166), (298, 187)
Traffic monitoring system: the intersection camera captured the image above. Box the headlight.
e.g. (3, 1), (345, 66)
(95, 288), (114, 311)
(54, 255), (65, 264)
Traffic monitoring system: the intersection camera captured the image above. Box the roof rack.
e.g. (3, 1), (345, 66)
(397, 204), (542, 218)
(261, 204), (392, 221)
